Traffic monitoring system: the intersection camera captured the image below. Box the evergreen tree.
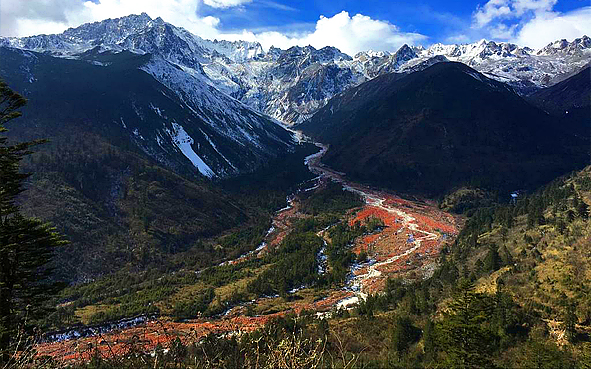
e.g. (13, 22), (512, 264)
(0, 79), (66, 363)
(576, 197), (589, 219)
(390, 315), (421, 355)
(422, 319), (436, 359)
(437, 279), (496, 368)
(484, 244), (501, 272)
(563, 300), (577, 343)
(500, 245), (513, 266)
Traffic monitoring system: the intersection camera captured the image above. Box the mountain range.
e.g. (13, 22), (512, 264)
(0, 46), (295, 179)
(2, 12), (590, 128)
(3, 12), (591, 366)
(0, 13), (589, 280)
(299, 62), (590, 196)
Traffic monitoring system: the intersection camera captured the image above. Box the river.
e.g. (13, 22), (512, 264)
(298, 133), (451, 309)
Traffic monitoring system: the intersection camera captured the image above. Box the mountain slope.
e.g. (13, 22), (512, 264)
(3, 14), (587, 125)
(299, 62), (589, 196)
(0, 46), (297, 282)
(415, 37), (591, 94)
(0, 46), (293, 178)
(528, 65), (590, 141)
(528, 65), (590, 113)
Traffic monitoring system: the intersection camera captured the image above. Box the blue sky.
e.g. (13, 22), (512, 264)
(204, 0), (480, 36)
(200, 0), (589, 43)
(1, 0), (590, 54)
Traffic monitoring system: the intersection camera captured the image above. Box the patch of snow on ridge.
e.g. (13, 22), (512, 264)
(168, 122), (215, 177)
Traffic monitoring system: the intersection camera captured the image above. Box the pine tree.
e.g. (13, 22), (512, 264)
(563, 300), (577, 343)
(576, 197), (589, 219)
(0, 79), (66, 363)
(484, 244), (501, 272)
(390, 315), (421, 354)
(422, 319), (436, 359)
(437, 279), (496, 368)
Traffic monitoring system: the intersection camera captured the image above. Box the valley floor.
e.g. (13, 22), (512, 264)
(35, 136), (460, 363)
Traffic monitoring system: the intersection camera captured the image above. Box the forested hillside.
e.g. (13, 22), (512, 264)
(300, 62), (589, 197)
(45, 165), (591, 368)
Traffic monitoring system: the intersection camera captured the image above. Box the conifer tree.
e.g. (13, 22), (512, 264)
(422, 319), (436, 359)
(576, 197), (589, 219)
(0, 79), (66, 363)
(563, 300), (577, 343)
(484, 244), (501, 272)
(437, 279), (496, 368)
(390, 315), (420, 355)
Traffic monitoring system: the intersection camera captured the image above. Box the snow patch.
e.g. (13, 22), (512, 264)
(150, 103), (163, 117)
(336, 296), (362, 310)
(465, 70), (483, 82)
(167, 122), (216, 178)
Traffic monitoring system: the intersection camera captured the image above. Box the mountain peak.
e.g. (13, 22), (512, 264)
(394, 44), (417, 57)
(536, 35), (591, 56)
(391, 44), (418, 69)
(1, 13), (589, 125)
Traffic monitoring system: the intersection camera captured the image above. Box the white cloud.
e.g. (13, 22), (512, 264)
(471, 0), (589, 49)
(1, 0), (222, 38)
(473, 0), (557, 28)
(1, 0), (84, 36)
(0, 2), (427, 55)
(203, 0), (252, 9)
(513, 6), (591, 48)
(222, 11), (427, 55)
(512, 0), (557, 15)
(81, 0), (228, 39)
(305, 12), (426, 54)
(488, 23), (518, 39)
(473, 0), (513, 28)
(445, 34), (471, 44)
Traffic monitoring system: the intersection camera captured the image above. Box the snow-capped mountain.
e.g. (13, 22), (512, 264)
(0, 14), (295, 178)
(200, 35), (589, 122)
(1, 13), (589, 128)
(414, 37), (591, 94)
(537, 36), (591, 56)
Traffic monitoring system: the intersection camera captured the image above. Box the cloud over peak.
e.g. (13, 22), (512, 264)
(249, 11), (427, 55)
(0, 1), (427, 56)
(471, 0), (591, 49)
(1, 0), (588, 53)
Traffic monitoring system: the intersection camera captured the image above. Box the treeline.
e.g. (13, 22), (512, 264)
(247, 231), (324, 297)
(23, 133), (130, 202)
(16, 130), (256, 283)
(299, 182), (363, 215)
(44, 279), (586, 369)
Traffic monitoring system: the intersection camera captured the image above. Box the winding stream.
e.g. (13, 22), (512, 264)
(299, 133), (440, 309)
(43, 133), (446, 344)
